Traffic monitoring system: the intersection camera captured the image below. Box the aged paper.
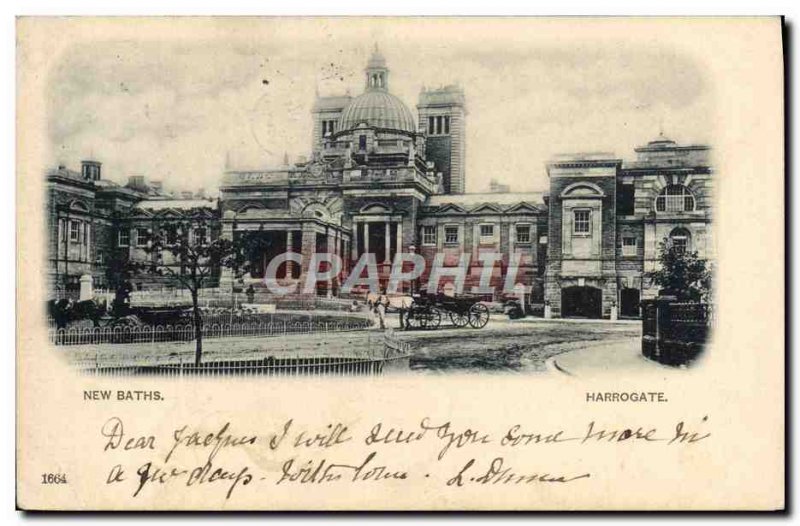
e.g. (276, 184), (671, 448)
(16, 17), (784, 510)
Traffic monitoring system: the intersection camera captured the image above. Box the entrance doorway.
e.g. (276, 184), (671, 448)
(561, 286), (602, 319)
(620, 288), (641, 318)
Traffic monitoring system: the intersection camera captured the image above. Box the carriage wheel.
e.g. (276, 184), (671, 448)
(404, 308), (419, 330)
(419, 307), (442, 330)
(468, 303), (490, 329)
(449, 311), (469, 328)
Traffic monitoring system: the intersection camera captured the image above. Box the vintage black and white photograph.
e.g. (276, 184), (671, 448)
(42, 23), (716, 378)
(16, 16), (785, 511)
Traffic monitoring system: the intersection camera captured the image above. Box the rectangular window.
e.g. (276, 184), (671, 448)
(428, 116), (435, 135)
(672, 236), (688, 255)
(136, 227), (149, 247)
(617, 183), (635, 215)
(358, 135), (367, 150)
(622, 236), (637, 256)
(69, 220), (80, 242)
(436, 116), (443, 135)
(573, 209), (591, 235)
(163, 228), (178, 247)
(118, 229), (130, 247)
(444, 116), (450, 134)
(516, 224), (531, 244)
(421, 225), (436, 246)
(479, 224), (495, 241)
(444, 225), (459, 245)
(194, 227), (208, 245)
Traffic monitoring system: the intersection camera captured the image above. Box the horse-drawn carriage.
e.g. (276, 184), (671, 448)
(404, 293), (490, 330)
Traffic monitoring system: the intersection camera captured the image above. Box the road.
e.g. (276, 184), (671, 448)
(62, 316), (642, 375)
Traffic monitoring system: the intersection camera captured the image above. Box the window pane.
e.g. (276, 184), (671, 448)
(657, 185), (694, 213)
(573, 210), (590, 234)
(622, 236), (636, 256)
(480, 224), (494, 237)
(445, 226), (458, 244)
(422, 226), (436, 245)
(516, 225), (531, 243)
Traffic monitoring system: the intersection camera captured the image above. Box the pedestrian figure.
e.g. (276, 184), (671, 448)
(246, 284), (255, 304)
(376, 289), (389, 330)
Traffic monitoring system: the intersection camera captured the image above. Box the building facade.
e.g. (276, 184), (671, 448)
(46, 48), (713, 318)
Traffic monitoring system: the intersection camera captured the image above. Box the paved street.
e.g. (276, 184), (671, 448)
(392, 318), (642, 374)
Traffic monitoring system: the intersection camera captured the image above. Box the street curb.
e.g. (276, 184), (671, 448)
(546, 357), (575, 377)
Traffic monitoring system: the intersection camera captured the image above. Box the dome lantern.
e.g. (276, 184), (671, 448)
(365, 43), (389, 92)
(336, 46), (416, 134)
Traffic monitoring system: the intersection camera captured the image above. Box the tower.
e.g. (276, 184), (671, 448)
(417, 85), (466, 194)
(311, 94), (352, 159)
(364, 44), (389, 91)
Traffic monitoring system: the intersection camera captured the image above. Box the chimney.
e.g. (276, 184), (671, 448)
(81, 160), (102, 181)
(127, 175), (146, 190)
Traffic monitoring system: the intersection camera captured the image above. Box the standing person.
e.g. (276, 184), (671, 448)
(245, 284), (255, 304)
(376, 288), (388, 330)
(366, 298), (376, 327)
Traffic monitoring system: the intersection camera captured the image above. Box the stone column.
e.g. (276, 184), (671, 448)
(351, 222), (359, 262)
(298, 224), (317, 294)
(395, 221), (402, 257)
(384, 221), (391, 264)
(327, 229), (337, 298)
(219, 210), (236, 289)
(363, 223), (370, 254)
(286, 230), (295, 279)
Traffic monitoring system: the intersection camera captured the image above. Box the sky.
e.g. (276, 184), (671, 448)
(45, 19), (714, 195)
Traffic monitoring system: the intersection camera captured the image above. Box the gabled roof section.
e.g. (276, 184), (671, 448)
(431, 202), (468, 214)
(505, 202), (542, 214)
(469, 203), (504, 214)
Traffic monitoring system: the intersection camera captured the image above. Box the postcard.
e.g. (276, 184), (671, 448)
(16, 16), (784, 510)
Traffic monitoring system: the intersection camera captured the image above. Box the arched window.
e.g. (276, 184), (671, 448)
(655, 184), (695, 213)
(669, 227), (692, 255)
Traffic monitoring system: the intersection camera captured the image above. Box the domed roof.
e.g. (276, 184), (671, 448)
(338, 90), (417, 133)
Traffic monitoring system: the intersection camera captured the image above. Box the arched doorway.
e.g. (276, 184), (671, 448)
(620, 288), (641, 318)
(561, 286), (602, 319)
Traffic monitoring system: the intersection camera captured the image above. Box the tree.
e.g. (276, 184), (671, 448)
(645, 238), (712, 302)
(141, 213), (247, 366)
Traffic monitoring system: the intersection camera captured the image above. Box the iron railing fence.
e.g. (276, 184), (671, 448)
(72, 333), (411, 377)
(641, 300), (712, 366)
(49, 319), (372, 346)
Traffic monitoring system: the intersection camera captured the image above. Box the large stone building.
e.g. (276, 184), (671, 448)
(46, 47), (713, 318)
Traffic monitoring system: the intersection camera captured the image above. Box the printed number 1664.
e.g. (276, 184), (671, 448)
(41, 473), (67, 484)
